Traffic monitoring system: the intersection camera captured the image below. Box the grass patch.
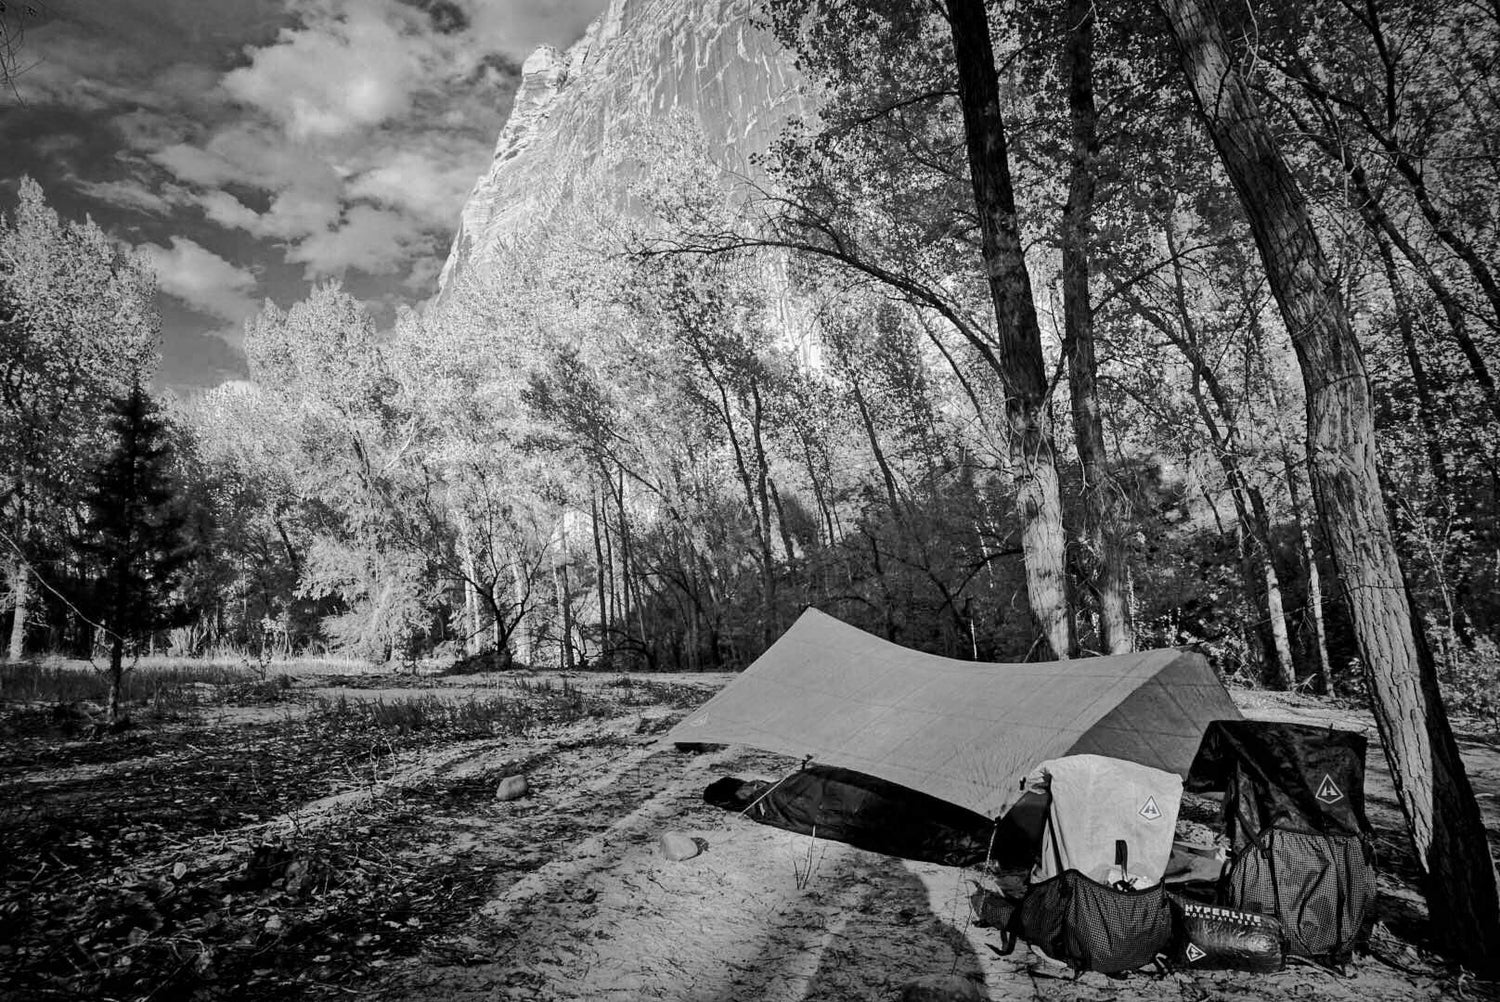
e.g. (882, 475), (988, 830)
(0, 661), (264, 706)
(305, 683), (608, 743)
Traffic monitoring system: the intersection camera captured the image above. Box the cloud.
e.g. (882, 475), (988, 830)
(221, 3), (437, 141)
(142, 237), (261, 321)
(196, 186), (343, 241)
(68, 178), (173, 214)
(468, 0), (611, 60)
(286, 204), (434, 277)
(345, 146), (482, 227)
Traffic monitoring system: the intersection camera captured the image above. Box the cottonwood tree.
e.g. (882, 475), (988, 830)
(0, 178), (159, 661)
(186, 382), (316, 655)
(1159, 0), (1500, 968)
(245, 283), (439, 661)
(393, 290), (556, 666)
(1245, 0), (1500, 652)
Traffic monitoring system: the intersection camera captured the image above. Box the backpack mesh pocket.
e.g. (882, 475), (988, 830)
(1224, 827), (1375, 961)
(1017, 871), (1173, 974)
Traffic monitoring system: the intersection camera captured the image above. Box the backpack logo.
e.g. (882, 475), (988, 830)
(1185, 942), (1206, 963)
(1316, 774), (1344, 805)
(1139, 796), (1162, 821)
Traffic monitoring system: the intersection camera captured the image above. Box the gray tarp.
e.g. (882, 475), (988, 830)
(664, 608), (1241, 819)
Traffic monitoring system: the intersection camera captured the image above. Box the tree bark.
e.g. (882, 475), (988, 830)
(1160, 0), (1500, 970)
(590, 492), (609, 659)
(107, 633), (124, 726)
(1061, 0), (1132, 654)
(458, 519), (481, 656)
(6, 560), (27, 661)
(945, 0), (1073, 659)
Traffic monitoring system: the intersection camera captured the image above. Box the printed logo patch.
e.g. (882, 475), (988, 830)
(1316, 774), (1345, 805)
(1139, 796), (1163, 821)
(1185, 942), (1206, 963)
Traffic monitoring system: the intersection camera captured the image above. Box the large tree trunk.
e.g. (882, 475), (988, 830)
(945, 0), (1073, 659)
(1160, 0), (1500, 970)
(1060, 0), (1132, 654)
(6, 560), (27, 661)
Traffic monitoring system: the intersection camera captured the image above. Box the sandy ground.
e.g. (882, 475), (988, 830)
(307, 684), (1483, 1002)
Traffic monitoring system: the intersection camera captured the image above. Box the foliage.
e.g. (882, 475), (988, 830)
(74, 384), (198, 662)
(1, 178), (160, 658)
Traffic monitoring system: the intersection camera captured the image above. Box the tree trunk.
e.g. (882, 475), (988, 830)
(1283, 446), (1334, 695)
(1061, 0), (1132, 654)
(6, 560), (27, 661)
(107, 633), (125, 726)
(1248, 485), (1297, 689)
(553, 561), (573, 671)
(459, 524), (481, 656)
(590, 493), (609, 659)
(1160, 0), (1500, 969)
(945, 0), (1073, 659)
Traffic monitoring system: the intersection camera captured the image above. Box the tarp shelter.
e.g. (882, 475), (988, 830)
(666, 608), (1241, 821)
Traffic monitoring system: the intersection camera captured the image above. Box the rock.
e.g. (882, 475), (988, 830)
(495, 775), (528, 801)
(435, 0), (813, 304)
(658, 832), (701, 861)
(897, 974), (988, 1002)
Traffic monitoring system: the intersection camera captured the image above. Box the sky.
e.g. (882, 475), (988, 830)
(0, 0), (609, 390)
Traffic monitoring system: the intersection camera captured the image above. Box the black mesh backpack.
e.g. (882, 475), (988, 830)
(1186, 720), (1376, 963)
(999, 755), (1181, 975)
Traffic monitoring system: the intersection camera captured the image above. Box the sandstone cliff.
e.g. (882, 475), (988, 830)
(436, 0), (809, 297)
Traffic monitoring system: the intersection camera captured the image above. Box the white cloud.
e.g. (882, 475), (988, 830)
(142, 237), (261, 321)
(221, 2), (439, 141)
(468, 0), (610, 59)
(70, 178), (176, 215)
(287, 204), (433, 277)
(136, 0), (607, 286)
(345, 147), (481, 227)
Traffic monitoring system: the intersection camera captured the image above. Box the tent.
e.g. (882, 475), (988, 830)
(667, 607), (1241, 823)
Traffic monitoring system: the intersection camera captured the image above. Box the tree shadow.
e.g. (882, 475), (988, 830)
(796, 854), (989, 1001)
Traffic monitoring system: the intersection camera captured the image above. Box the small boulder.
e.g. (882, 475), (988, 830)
(897, 974), (987, 1002)
(495, 775), (528, 802)
(658, 832), (701, 861)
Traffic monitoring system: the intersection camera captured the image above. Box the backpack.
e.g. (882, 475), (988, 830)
(1187, 720), (1377, 963)
(1006, 755), (1183, 974)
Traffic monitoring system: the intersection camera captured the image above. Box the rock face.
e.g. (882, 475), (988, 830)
(437, 0), (809, 296)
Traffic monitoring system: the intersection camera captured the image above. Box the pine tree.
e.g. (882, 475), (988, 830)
(78, 382), (196, 725)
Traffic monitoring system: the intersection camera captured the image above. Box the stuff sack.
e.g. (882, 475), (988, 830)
(1223, 827), (1375, 962)
(1170, 899), (1285, 972)
(1016, 870), (1173, 975)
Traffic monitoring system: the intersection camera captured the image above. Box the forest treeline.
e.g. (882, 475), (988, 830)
(2, 0), (1496, 690)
